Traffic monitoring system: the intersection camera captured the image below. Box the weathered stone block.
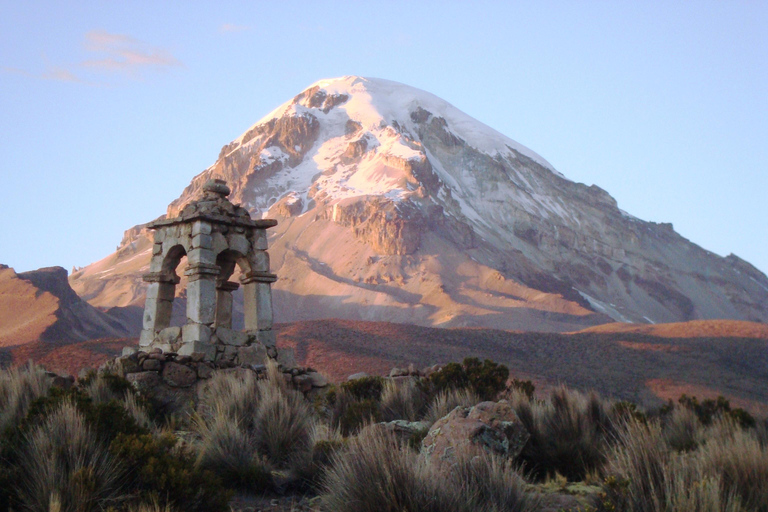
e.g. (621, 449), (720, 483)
(142, 358), (162, 371)
(162, 362), (197, 388)
(252, 230), (268, 250)
(293, 374), (313, 393)
(215, 326), (248, 346)
(182, 323), (212, 344)
(186, 278), (217, 324)
(158, 326), (181, 345)
(211, 232), (228, 254)
(192, 233), (212, 249)
(227, 234), (249, 255)
(139, 329), (154, 347)
(122, 346), (138, 357)
(307, 371), (328, 388)
(276, 347), (296, 368)
(177, 340), (217, 362)
(116, 355), (140, 375)
(256, 330), (276, 348)
(186, 248), (217, 266)
(192, 220), (212, 236)
(127, 371), (161, 393)
(236, 344), (267, 366)
(152, 243), (162, 255)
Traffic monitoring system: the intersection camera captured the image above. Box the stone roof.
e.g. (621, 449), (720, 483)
(148, 179), (277, 230)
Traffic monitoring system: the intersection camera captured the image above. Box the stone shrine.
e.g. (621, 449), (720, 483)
(138, 179), (278, 363)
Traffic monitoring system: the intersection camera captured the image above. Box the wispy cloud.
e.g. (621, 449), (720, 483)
(220, 23), (250, 33)
(81, 30), (182, 76)
(2, 30), (181, 85)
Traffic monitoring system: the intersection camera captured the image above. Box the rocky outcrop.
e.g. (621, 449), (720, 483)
(421, 400), (530, 467)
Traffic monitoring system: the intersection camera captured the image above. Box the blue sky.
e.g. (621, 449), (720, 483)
(1, 1), (767, 276)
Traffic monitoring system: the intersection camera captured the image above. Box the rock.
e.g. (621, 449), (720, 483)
(197, 363), (213, 379)
(142, 358), (162, 371)
(293, 374), (314, 393)
(380, 420), (430, 443)
(389, 367), (409, 378)
(215, 326), (249, 346)
(161, 362), (198, 388)
(158, 326), (182, 345)
(421, 400), (529, 468)
(276, 347), (296, 368)
(127, 371), (162, 393)
(347, 372), (369, 381)
(122, 346), (138, 357)
(236, 344), (267, 366)
(306, 371), (328, 388)
(116, 355), (140, 375)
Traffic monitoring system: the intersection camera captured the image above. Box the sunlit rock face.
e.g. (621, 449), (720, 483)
(70, 76), (768, 331)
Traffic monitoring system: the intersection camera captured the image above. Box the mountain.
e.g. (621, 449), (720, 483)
(70, 76), (768, 331)
(0, 264), (133, 348)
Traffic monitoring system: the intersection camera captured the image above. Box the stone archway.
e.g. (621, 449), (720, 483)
(138, 179), (277, 363)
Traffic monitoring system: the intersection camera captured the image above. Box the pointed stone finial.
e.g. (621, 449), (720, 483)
(203, 179), (231, 197)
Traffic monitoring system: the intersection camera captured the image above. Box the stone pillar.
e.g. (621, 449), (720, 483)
(215, 281), (239, 329)
(179, 251), (219, 360)
(241, 270), (277, 347)
(139, 272), (178, 348)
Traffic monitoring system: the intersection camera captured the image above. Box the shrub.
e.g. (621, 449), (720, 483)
(17, 401), (123, 512)
(0, 363), (51, 434)
(320, 428), (456, 512)
(340, 376), (384, 401)
(697, 421), (768, 511)
(428, 358), (509, 401)
(195, 369), (259, 425)
(193, 414), (271, 491)
(254, 379), (313, 466)
(676, 394), (756, 429)
(663, 406), (702, 452)
(507, 378), (535, 400)
(337, 398), (381, 436)
(110, 432), (231, 512)
(511, 386), (615, 481)
(321, 427), (538, 512)
(380, 378), (428, 422)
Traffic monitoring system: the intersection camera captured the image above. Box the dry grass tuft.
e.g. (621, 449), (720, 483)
(380, 378), (427, 422)
(17, 400), (123, 512)
(423, 388), (480, 426)
(0, 363), (51, 433)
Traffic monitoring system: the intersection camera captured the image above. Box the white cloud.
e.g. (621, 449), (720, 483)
(81, 30), (182, 76)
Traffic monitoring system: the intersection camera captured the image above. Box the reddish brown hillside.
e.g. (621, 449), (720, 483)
(577, 319), (768, 339)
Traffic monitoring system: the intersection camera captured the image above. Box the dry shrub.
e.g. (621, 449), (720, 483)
(0, 363), (51, 433)
(604, 418), (748, 512)
(663, 405), (703, 452)
(380, 378), (428, 422)
(254, 379), (313, 466)
(511, 386), (615, 481)
(423, 388), (480, 426)
(320, 428), (456, 512)
(321, 428), (537, 512)
(17, 401), (122, 512)
(698, 420), (768, 511)
(193, 365), (314, 488)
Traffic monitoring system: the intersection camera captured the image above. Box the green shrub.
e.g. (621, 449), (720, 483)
(663, 406), (702, 452)
(338, 399), (381, 436)
(428, 358), (509, 401)
(110, 432), (231, 512)
(675, 394), (756, 429)
(507, 378), (536, 400)
(340, 376), (384, 401)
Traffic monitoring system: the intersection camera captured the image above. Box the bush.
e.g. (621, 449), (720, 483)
(0, 363), (51, 434)
(511, 386), (615, 481)
(675, 394), (756, 429)
(337, 399), (381, 436)
(110, 432), (231, 512)
(663, 406), (702, 452)
(321, 427), (538, 512)
(17, 401), (123, 512)
(254, 379), (313, 466)
(428, 358), (508, 401)
(380, 379), (428, 422)
(340, 376), (384, 401)
(507, 378), (535, 400)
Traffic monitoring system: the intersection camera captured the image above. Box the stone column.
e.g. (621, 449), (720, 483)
(215, 281), (239, 329)
(241, 270), (277, 347)
(139, 272), (178, 348)
(179, 247), (219, 360)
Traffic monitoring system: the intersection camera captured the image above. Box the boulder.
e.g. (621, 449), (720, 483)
(306, 371), (328, 388)
(161, 362), (198, 388)
(421, 400), (529, 467)
(347, 372), (369, 381)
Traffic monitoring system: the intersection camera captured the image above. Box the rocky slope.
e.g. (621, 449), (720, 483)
(0, 264), (133, 347)
(70, 76), (768, 331)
